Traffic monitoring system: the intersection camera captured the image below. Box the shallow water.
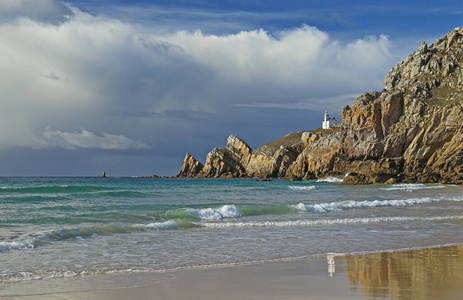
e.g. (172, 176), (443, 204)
(1, 177), (463, 282)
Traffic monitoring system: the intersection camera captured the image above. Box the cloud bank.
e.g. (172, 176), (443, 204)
(34, 127), (149, 150)
(0, 0), (398, 174)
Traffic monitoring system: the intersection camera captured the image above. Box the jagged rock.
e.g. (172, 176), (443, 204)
(247, 145), (299, 178)
(177, 153), (204, 178)
(338, 27), (463, 183)
(385, 177), (399, 184)
(341, 173), (373, 185)
(202, 147), (247, 178)
(286, 132), (340, 179)
(226, 135), (253, 167)
(246, 132), (306, 178)
(195, 135), (253, 178)
(333, 158), (403, 179)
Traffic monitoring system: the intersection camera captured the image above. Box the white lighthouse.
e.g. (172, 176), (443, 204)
(322, 111), (337, 129)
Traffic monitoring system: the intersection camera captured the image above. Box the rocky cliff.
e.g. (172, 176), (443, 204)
(178, 28), (463, 184)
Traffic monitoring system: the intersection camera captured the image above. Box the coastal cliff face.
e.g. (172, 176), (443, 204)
(285, 132), (341, 180)
(178, 28), (463, 184)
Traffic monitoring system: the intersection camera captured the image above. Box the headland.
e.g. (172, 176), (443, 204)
(178, 27), (463, 185)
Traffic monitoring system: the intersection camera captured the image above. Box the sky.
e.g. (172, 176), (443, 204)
(0, 0), (462, 176)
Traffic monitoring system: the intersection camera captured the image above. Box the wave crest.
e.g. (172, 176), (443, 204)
(289, 186), (315, 191)
(316, 177), (343, 183)
(292, 198), (436, 212)
(380, 184), (446, 191)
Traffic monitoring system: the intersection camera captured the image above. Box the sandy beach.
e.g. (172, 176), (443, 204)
(3, 244), (463, 300)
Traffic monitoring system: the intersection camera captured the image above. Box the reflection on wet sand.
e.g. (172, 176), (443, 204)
(345, 244), (463, 299)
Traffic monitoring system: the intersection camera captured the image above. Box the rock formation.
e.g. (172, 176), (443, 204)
(178, 28), (463, 184)
(177, 153), (204, 178)
(246, 132), (306, 178)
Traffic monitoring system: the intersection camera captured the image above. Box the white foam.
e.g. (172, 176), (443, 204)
(192, 208), (223, 220)
(380, 184), (446, 191)
(189, 205), (243, 220)
(316, 177), (343, 183)
(200, 215), (463, 228)
(289, 186), (315, 191)
(0, 239), (36, 252)
(219, 205), (244, 218)
(292, 197), (436, 212)
(136, 220), (179, 230)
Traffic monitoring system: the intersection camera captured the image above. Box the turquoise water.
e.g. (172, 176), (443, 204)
(1, 177), (463, 282)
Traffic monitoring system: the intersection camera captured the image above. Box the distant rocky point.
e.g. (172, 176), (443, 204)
(178, 27), (463, 184)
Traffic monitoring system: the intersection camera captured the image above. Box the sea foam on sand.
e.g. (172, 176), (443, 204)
(10, 244), (463, 300)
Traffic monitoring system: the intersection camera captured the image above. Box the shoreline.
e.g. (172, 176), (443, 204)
(5, 243), (463, 299)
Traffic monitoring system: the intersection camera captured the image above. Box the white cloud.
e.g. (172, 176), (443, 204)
(34, 127), (149, 150)
(0, 2), (397, 152)
(0, 0), (73, 24)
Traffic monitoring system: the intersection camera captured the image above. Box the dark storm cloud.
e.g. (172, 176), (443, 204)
(0, 1), (398, 175)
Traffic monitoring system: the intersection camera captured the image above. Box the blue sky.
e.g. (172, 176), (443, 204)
(70, 0), (462, 38)
(0, 0), (462, 176)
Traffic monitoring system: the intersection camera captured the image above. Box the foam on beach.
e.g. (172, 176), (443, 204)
(0, 239), (37, 252)
(199, 215), (463, 228)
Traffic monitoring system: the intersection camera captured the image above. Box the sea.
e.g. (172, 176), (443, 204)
(1, 176), (463, 283)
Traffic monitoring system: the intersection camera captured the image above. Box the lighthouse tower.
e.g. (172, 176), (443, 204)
(322, 111), (337, 129)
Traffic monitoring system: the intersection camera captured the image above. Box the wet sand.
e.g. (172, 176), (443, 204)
(4, 244), (463, 300)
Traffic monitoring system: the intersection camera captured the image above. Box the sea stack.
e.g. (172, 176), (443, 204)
(102, 171), (106, 178)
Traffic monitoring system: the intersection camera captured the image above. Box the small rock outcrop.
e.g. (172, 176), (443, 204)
(177, 153), (204, 178)
(177, 28), (463, 184)
(201, 135), (252, 178)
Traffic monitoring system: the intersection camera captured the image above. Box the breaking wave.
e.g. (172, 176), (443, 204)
(289, 186), (315, 191)
(165, 205), (243, 220)
(0, 196), (452, 254)
(380, 184), (446, 191)
(200, 215), (463, 228)
(0, 220), (191, 253)
(316, 177), (343, 183)
(0, 239), (38, 252)
(291, 198), (437, 212)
